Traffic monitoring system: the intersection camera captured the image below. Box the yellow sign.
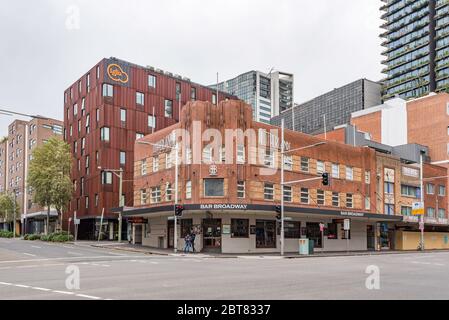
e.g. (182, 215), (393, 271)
(107, 63), (129, 83)
(412, 202), (424, 215)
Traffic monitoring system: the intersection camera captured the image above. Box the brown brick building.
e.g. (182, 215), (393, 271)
(123, 100), (406, 253)
(64, 57), (234, 240)
(0, 118), (64, 234)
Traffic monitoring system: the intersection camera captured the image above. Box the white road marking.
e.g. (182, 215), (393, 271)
(0, 282), (12, 286)
(52, 290), (75, 295)
(23, 253), (36, 257)
(31, 246), (41, 249)
(67, 251), (83, 256)
(76, 294), (101, 300)
(14, 284), (30, 288)
(32, 287), (51, 292)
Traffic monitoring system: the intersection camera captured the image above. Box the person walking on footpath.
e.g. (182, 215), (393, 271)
(190, 229), (196, 253)
(184, 233), (192, 253)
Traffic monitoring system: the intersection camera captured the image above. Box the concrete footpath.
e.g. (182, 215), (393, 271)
(71, 241), (449, 259)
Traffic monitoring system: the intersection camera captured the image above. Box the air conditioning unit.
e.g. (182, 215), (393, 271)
(146, 65), (155, 71)
(165, 72), (173, 77)
(156, 68), (164, 73)
(174, 74), (182, 79)
(183, 77), (191, 82)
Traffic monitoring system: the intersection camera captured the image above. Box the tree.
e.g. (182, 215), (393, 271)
(0, 192), (20, 231)
(27, 137), (73, 234)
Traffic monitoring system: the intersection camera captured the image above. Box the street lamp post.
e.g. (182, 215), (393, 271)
(137, 139), (179, 253)
(419, 151), (425, 251)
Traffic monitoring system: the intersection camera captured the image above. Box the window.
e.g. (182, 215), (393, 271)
(166, 152), (173, 169)
(102, 84), (113, 97)
(345, 166), (353, 181)
(141, 159), (147, 175)
(191, 87), (197, 100)
(283, 155), (293, 171)
(264, 149), (274, 167)
(140, 189), (147, 205)
(100, 127), (110, 142)
(176, 82), (181, 101)
(203, 146), (213, 163)
(120, 108), (126, 122)
(426, 183), (435, 195)
(73, 141), (78, 154)
(81, 137), (85, 155)
(365, 197), (371, 210)
(219, 146), (226, 163)
(136, 92), (145, 105)
(85, 155), (90, 175)
(264, 183), (274, 200)
(438, 208), (446, 219)
(86, 73), (90, 92)
(164, 99), (173, 118)
(120, 151), (126, 166)
(186, 181), (192, 199)
(204, 178), (224, 197)
(73, 104), (78, 116)
(401, 185), (420, 197)
(327, 223), (338, 239)
(285, 221), (301, 239)
(385, 204), (394, 215)
(186, 147), (192, 165)
(96, 65), (100, 79)
(148, 74), (156, 88)
(283, 185), (292, 202)
(300, 188), (309, 204)
(332, 163), (339, 178)
(332, 192), (339, 207)
(237, 181), (245, 198)
(346, 193), (353, 208)
(300, 157), (309, 172)
(136, 132), (144, 140)
(231, 219), (249, 238)
(148, 115), (156, 129)
(85, 114), (90, 133)
(317, 190), (325, 205)
(78, 119), (81, 133)
(317, 161), (325, 174)
(152, 157), (159, 172)
(95, 194), (99, 207)
(101, 171), (112, 185)
(439, 185), (446, 196)
(384, 182), (394, 194)
(401, 206), (412, 216)
(85, 196), (89, 209)
(165, 183), (172, 201)
(426, 207), (435, 218)
(81, 98), (86, 115)
(151, 186), (161, 203)
(212, 93), (217, 105)
(237, 145), (245, 164)
(96, 108), (100, 123)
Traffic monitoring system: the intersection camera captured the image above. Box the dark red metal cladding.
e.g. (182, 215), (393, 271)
(64, 58), (234, 222)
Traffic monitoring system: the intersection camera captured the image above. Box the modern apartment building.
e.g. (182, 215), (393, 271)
(380, 0), (449, 100)
(271, 79), (382, 135)
(64, 57), (234, 240)
(120, 99), (423, 253)
(211, 70), (294, 124)
(0, 118), (64, 234)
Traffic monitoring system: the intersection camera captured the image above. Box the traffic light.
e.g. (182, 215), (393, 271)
(174, 205), (184, 217)
(322, 172), (330, 186)
(275, 205), (281, 220)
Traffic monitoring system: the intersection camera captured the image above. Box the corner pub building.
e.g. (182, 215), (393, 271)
(122, 99), (404, 254)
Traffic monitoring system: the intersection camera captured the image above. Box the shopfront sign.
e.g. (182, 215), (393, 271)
(200, 204), (248, 210)
(222, 224), (231, 234)
(107, 63), (129, 84)
(340, 211), (364, 217)
(127, 217), (148, 224)
(412, 202), (424, 216)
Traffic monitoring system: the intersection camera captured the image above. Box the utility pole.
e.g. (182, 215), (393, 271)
(174, 142), (179, 254)
(420, 151), (425, 251)
(13, 190), (16, 238)
(118, 168), (123, 243)
(280, 119), (285, 256)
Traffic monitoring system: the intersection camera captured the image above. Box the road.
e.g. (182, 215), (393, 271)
(0, 238), (448, 300)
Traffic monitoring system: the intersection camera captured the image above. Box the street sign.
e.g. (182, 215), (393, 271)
(74, 219), (81, 225)
(412, 202), (424, 216)
(319, 223), (325, 232)
(343, 219), (350, 231)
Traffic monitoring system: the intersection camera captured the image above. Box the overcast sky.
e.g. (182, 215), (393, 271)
(0, 0), (383, 137)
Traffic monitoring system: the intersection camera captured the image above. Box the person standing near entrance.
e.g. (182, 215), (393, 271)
(184, 233), (192, 253)
(190, 229), (196, 253)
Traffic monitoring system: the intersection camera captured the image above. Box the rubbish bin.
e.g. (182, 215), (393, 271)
(299, 238), (309, 255)
(308, 239), (314, 254)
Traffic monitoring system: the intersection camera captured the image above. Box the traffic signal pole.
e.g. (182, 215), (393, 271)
(174, 142), (179, 254)
(281, 120), (285, 256)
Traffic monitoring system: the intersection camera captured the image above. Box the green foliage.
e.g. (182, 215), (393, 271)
(24, 234), (41, 241)
(40, 232), (73, 242)
(0, 192), (20, 222)
(27, 137), (73, 231)
(0, 230), (13, 238)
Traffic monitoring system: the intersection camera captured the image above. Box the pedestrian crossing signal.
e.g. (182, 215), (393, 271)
(322, 173), (330, 186)
(175, 205), (184, 217)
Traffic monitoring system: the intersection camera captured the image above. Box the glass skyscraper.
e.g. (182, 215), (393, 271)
(381, 0), (449, 100)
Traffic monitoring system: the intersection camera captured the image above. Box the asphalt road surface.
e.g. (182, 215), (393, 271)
(0, 238), (448, 300)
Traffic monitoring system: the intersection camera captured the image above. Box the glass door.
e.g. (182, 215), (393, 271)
(202, 219), (222, 252)
(256, 220), (276, 248)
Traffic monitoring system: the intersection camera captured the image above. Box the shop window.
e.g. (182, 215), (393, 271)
(285, 221), (301, 239)
(327, 223), (338, 239)
(231, 219), (249, 238)
(181, 219), (193, 238)
(256, 220), (276, 248)
(204, 178), (224, 197)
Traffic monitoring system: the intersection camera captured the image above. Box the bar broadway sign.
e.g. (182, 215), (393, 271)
(200, 204), (248, 210)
